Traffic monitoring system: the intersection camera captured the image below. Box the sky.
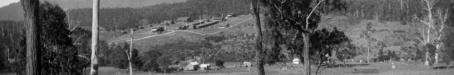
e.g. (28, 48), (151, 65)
(0, 0), (19, 7)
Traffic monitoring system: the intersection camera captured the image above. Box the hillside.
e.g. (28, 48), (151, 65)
(0, 0), (187, 21)
(318, 15), (426, 59)
(106, 15), (255, 52)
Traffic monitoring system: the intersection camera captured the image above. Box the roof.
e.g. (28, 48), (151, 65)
(176, 17), (190, 21)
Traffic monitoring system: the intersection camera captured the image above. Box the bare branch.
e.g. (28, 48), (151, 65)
(305, 0), (325, 30)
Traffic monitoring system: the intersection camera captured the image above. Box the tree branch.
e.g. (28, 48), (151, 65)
(305, 0), (324, 30)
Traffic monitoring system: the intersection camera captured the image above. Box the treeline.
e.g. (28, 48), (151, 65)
(0, 21), (24, 73)
(342, 0), (452, 22)
(68, 0), (251, 31)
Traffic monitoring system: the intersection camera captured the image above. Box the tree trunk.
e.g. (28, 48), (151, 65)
(303, 33), (311, 75)
(251, 0), (265, 75)
(21, 0), (39, 75)
(90, 0), (100, 75)
(128, 29), (134, 75)
(367, 43), (370, 63)
(400, 0), (404, 10)
(424, 0), (434, 66)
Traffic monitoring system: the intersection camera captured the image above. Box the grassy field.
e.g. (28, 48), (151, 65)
(90, 62), (454, 75)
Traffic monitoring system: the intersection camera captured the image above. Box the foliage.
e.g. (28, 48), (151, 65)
(0, 21), (25, 73)
(138, 50), (162, 72)
(337, 43), (357, 62)
(155, 55), (175, 73)
(215, 60), (225, 68)
(438, 4), (454, 65)
(310, 28), (351, 64)
(375, 50), (399, 62)
(98, 43), (129, 69)
(342, 0), (451, 22)
(258, 0), (349, 66)
(215, 34), (256, 61)
(0, 2), (95, 74)
(35, 2), (87, 75)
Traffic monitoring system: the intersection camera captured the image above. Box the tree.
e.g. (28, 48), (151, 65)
(20, 0), (39, 74)
(258, 0), (347, 75)
(310, 28), (350, 74)
(216, 34), (256, 61)
(37, 2), (87, 74)
(251, 0), (266, 75)
(440, 6), (454, 68)
(127, 29), (134, 75)
(259, 0), (324, 75)
(363, 22), (374, 63)
(140, 50), (162, 72)
(414, 0), (449, 66)
(90, 0), (100, 75)
(337, 43), (357, 64)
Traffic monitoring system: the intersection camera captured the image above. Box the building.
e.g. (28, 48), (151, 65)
(176, 17), (190, 22)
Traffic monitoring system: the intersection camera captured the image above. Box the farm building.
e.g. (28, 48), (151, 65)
(176, 17), (190, 22)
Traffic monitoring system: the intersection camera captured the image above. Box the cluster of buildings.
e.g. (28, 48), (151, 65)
(133, 14), (237, 33)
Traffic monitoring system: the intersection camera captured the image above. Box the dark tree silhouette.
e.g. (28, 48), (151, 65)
(37, 2), (87, 75)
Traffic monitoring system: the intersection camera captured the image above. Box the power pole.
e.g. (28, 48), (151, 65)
(128, 29), (134, 75)
(90, 0), (100, 75)
(20, 0), (39, 75)
(251, 0), (265, 75)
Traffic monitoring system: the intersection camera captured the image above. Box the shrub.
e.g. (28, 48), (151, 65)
(137, 50), (162, 72)
(156, 55), (174, 73)
(215, 60), (225, 68)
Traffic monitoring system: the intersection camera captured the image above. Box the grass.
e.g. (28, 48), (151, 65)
(89, 62), (454, 75)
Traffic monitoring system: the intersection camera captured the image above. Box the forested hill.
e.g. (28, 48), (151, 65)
(68, 0), (251, 31)
(0, 0), (187, 21)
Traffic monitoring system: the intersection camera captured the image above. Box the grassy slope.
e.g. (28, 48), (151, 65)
(106, 15), (255, 52)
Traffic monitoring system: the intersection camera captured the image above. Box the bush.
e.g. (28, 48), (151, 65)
(215, 60), (225, 68)
(137, 50), (162, 72)
(156, 55), (174, 73)
(98, 43), (129, 69)
(141, 60), (160, 72)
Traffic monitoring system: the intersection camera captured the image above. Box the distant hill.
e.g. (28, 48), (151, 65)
(0, 3), (23, 21)
(0, 0), (187, 21)
(41, 0), (187, 9)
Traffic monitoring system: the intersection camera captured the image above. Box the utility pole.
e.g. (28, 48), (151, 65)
(21, 0), (39, 75)
(90, 0), (100, 75)
(128, 29), (134, 75)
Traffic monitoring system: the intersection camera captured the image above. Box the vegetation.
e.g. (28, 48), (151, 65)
(0, 21), (24, 73)
(0, 2), (88, 74)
